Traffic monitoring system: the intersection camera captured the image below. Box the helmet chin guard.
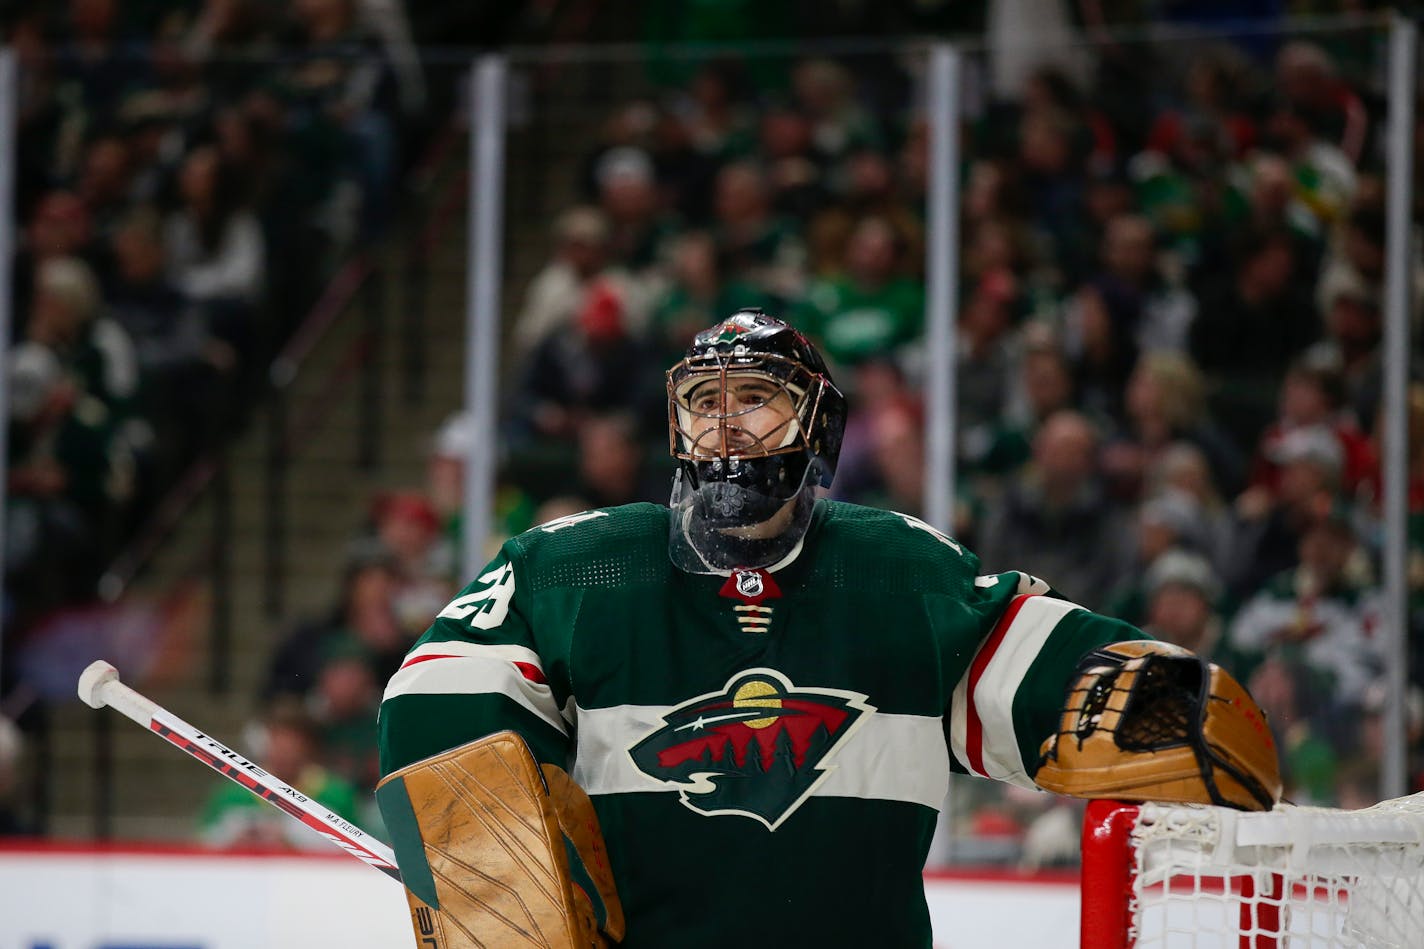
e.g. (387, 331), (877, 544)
(668, 461), (822, 574)
(665, 310), (845, 573)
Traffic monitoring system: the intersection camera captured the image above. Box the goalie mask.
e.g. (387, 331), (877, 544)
(666, 309), (846, 573)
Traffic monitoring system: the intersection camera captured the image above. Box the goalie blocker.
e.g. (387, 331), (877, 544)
(1035, 640), (1283, 811)
(375, 730), (624, 949)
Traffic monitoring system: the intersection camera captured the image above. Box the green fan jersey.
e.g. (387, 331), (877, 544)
(378, 500), (1141, 948)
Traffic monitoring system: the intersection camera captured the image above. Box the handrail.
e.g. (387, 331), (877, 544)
(268, 255), (374, 391)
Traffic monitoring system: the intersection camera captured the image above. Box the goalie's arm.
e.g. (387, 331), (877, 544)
(378, 545), (623, 946)
(378, 544), (570, 777)
(944, 571), (1145, 790)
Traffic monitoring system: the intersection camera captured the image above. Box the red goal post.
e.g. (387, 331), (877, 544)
(1080, 797), (1424, 948)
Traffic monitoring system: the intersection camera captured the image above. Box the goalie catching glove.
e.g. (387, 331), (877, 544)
(1034, 641), (1282, 811)
(375, 731), (624, 948)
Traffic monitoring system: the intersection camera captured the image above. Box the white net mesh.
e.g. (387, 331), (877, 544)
(1128, 795), (1424, 948)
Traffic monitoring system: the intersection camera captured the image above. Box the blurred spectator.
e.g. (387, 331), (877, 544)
(968, 329), (1077, 480)
(427, 410), (471, 545)
(5, 343), (126, 615)
(842, 395), (926, 517)
(1261, 96), (1356, 228)
(1274, 41), (1369, 166)
(1250, 357), (1375, 498)
(573, 413), (665, 509)
(54, 0), (150, 119)
(595, 145), (678, 276)
(668, 61), (757, 162)
(517, 279), (662, 441)
(1139, 548), (1225, 658)
(1104, 490), (1215, 624)
(27, 256), (138, 416)
(1230, 425), (1343, 597)
(790, 58), (882, 164)
(832, 356), (914, 504)
(1244, 654), (1342, 805)
(1145, 45), (1258, 163)
(164, 145), (265, 309)
(955, 269), (1018, 438)
(1210, 152), (1324, 274)
(796, 215), (922, 367)
(1102, 352), (1243, 501)
(976, 410), (1131, 607)
(14, 192), (98, 339)
(644, 101), (720, 225)
(1018, 109), (1087, 272)
(1060, 279), (1136, 422)
(370, 490), (452, 634)
(712, 160), (807, 304)
(76, 133), (136, 238)
(1230, 509), (1379, 711)
(1190, 229), (1318, 448)
(107, 205), (235, 476)
(264, 543), (407, 700)
(1146, 442), (1236, 572)
(310, 638), (381, 790)
(0, 716), (30, 836)
(199, 700), (360, 850)
(1093, 214), (1196, 354)
(647, 230), (770, 364)
(280, 0), (401, 241)
(1308, 257), (1383, 431)
(512, 207), (611, 359)
(759, 102), (829, 221)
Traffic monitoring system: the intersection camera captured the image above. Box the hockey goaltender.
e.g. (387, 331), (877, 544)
(374, 310), (1282, 948)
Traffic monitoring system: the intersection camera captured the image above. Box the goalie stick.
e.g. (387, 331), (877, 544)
(77, 659), (402, 883)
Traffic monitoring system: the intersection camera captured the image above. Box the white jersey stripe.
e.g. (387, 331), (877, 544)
(958, 596), (1083, 788)
(382, 654), (567, 735)
(571, 704), (949, 811)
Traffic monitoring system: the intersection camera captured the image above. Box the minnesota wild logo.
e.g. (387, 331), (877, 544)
(714, 323), (749, 343)
(628, 669), (873, 830)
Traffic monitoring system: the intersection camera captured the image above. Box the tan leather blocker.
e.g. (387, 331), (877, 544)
(375, 731), (624, 948)
(1034, 641), (1282, 811)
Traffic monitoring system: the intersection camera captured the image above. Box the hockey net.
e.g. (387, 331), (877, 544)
(1080, 796), (1424, 948)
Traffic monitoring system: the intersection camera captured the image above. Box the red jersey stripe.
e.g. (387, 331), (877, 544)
(398, 653), (458, 670)
(514, 661), (547, 684)
(964, 593), (1033, 776)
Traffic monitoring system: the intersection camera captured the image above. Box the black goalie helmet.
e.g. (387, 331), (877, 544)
(665, 309), (847, 572)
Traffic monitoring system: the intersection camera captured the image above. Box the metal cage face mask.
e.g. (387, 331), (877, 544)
(666, 351), (826, 473)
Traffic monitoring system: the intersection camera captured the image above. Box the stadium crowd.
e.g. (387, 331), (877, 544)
(0, 0), (423, 838)
(3, 1), (1421, 866)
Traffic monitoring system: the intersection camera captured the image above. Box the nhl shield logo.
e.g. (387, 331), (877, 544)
(628, 669), (874, 830)
(735, 569), (763, 598)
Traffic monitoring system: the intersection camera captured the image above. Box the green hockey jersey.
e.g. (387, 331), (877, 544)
(378, 500), (1141, 948)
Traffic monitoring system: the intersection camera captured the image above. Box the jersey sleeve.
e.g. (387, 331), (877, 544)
(944, 570), (1145, 790)
(378, 543), (571, 776)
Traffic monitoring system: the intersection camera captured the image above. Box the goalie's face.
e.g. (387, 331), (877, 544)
(674, 371), (802, 461)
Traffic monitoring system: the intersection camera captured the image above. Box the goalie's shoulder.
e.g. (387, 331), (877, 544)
(815, 501), (980, 585)
(505, 503), (671, 584)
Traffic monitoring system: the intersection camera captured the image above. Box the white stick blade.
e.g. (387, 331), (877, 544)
(78, 660), (120, 709)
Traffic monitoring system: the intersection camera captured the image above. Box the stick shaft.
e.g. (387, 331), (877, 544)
(94, 673), (402, 882)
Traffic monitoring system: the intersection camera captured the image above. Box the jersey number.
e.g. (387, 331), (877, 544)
(899, 513), (964, 555)
(539, 510), (609, 532)
(438, 561), (515, 629)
